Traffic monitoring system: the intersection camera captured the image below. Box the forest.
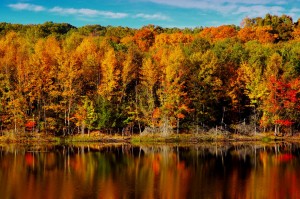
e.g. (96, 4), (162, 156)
(0, 14), (300, 136)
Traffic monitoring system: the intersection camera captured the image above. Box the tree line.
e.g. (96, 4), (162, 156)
(1, 14), (300, 136)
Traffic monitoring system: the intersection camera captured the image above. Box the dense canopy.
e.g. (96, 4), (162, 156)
(1, 14), (300, 136)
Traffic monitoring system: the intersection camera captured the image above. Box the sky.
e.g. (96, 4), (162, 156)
(1, 0), (300, 28)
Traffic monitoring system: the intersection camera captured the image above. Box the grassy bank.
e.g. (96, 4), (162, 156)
(0, 131), (61, 143)
(0, 130), (300, 144)
(130, 132), (290, 143)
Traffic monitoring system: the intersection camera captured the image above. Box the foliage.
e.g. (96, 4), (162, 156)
(0, 15), (300, 136)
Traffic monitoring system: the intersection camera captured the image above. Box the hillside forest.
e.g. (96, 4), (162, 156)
(1, 14), (300, 136)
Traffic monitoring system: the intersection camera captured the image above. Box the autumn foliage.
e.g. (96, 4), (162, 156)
(0, 13), (300, 136)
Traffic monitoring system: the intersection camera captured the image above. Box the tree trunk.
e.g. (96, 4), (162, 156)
(274, 125), (279, 136)
(254, 106), (257, 135)
(81, 122), (85, 135)
(64, 108), (67, 136)
(135, 80), (142, 136)
(177, 118), (179, 137)
(43, 104), (47, 134)
(67, 99), (71, 135)
(14, 116), (17, 134)
(161, 117), (171, 137)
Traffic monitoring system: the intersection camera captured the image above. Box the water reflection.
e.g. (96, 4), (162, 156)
(0, 142), (300, 199)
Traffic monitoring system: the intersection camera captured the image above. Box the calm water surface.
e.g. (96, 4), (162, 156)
(0, 142), (300, 199)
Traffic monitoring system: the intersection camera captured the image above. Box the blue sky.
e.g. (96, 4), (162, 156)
(1, 0), (300, 28)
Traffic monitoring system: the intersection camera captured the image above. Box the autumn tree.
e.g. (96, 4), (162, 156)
(29, 36), (63, 133)
(199, 25), (237, 42)
(139, 56), (160, 130)
(0, 32), (31, 132)
(157, 46), (190, 136)
(262, 77), (300, 135)
(211, 39), (248, 124)
(188, 50), (222, 128)
(73, 97), (96, 135)
(1, 19), (300, 136)
(154, 33), (193, 48)
(240, 14), (294, 42)
(120, 45), (143, 132)
(98, 46), (120, 101)
(97, 44), (123, 131)
(133, 26), (155, 52)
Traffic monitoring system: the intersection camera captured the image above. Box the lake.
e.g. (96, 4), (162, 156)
(0, 142), (299, 199)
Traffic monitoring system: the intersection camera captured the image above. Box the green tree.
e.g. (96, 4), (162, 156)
(74, 97), (97, 135)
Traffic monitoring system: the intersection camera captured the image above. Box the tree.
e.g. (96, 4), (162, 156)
(199, 25), (237, 42)
(157, 46), (190, 136)
(133, 27), (155, 51)
(94, 96), (115, 133)
(120, 45), (142, 132)
(98, 47), (120, 101)
(154, 33), (193, 48)
(73, 97), (96, 135)
(29, 36), (63, 133)
(237, 27), (256, 43)
(139, 56), (160, 129)
(255, 26), (276, 43)
(0, 32), (31, 132)
(292, 27), (300, 40)
(262, 77), (300, 135)
(188, 50), (222, 127)
(240, 14), (293, 42)
(57, 51), (83, 135)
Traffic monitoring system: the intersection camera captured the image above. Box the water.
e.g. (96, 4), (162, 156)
(0, 142), (300, 199)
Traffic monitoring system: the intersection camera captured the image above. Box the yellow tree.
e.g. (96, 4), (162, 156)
(57, 50), (83, 135)
(98, 47), (120, 101)
(96, 45), (122, 132)
(154, 33), (193, 48)
(0, 32), (30, 133)
(60, 35), (100, 134)
(73, 35), (102, 90)
(29, 36), (62, 132)
(120, 46), (143, 132)
(121, 46), (140, 99)
(237, 62), (268, 133)
(139, 56), (160, 129)
(260, 53), (283, 133)
(158, 45), (190, 136)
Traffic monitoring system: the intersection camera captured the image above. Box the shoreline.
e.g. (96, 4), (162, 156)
(1, 131), (300, 144)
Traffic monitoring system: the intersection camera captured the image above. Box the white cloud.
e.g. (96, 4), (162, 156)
(135, 13), (169, 20)
(49, 7), (128, 18)
(8, 3), (45, 12)
(287, 7), (300, 21)
(8, 3), (128, 19)
(139, 0), (237, 13)
(290, 8), (300, 13)
(100, 11), (129, 19)
(140, 0), (285, 6)
(234, 5), (285, 18)
(137, 0), (288, 15)
(49, 7), (78, 15)
(8, 3), (171, 21)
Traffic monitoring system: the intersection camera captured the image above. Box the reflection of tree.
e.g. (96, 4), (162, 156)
(0, 143), (299, 199)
